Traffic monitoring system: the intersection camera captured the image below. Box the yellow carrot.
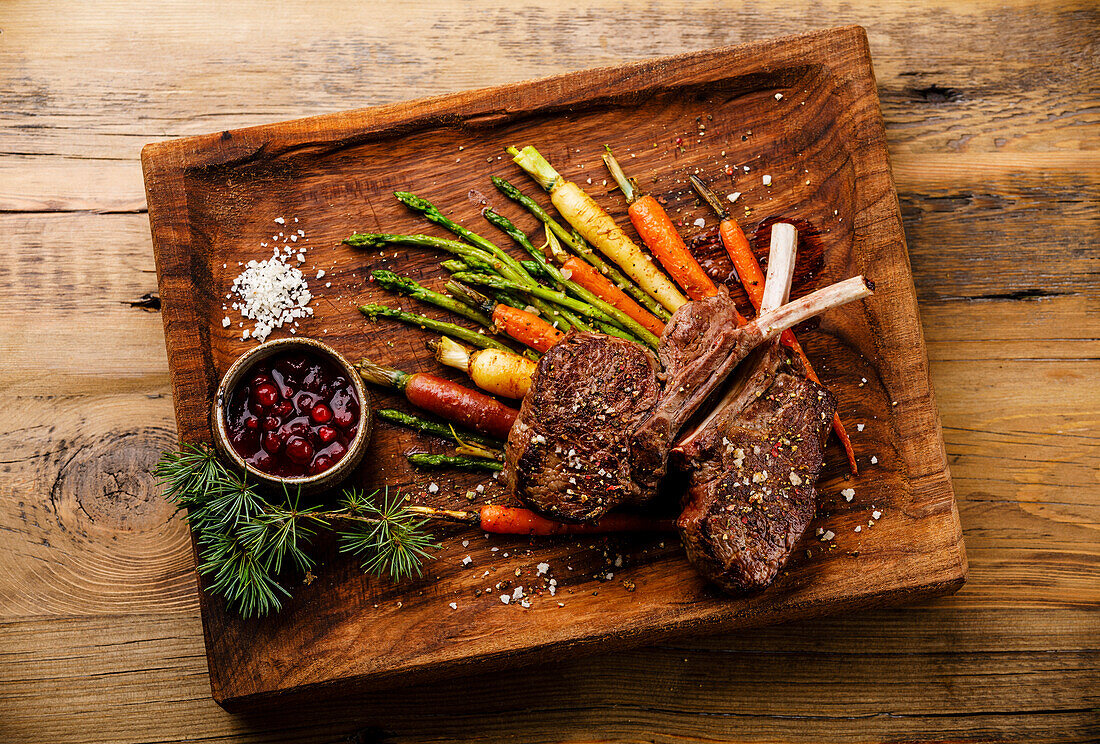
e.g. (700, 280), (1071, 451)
(432, 337), (535, 399)
(509, 145), (688, 314)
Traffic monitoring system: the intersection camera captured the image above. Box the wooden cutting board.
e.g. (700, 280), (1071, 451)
(142, 25), (966, 709)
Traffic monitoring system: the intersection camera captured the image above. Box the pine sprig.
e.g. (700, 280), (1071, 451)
(155, 444), (436, 617)
(337, 488), (438, 581)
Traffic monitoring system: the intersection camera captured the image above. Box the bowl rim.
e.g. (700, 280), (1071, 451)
(210, 337), (372, 489)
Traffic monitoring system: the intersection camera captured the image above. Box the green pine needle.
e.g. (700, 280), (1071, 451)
(155, 444), (436, 617)
(337, 487), (437, 582)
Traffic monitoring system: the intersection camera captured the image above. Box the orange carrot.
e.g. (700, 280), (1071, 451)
(691, 175), (858, 475)
(562, 256), (665, 337)
(629, 195), (719, 300)
(477, 504), (676, 536)
(603, 148), (718, 301)
(491, 304), (564, 354)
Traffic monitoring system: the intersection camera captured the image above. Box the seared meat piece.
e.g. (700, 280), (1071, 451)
(504, 226), (870, 526)
(631, 286), (764, 495)
(673, 343), (835, 592)
(502, 332), (661, 522)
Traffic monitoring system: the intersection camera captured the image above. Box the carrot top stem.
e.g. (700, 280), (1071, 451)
(602, 146), (640, 203)
(355, 357), (410, 391)
(507, 145), (561, 191)
(689, 174), (730, 220)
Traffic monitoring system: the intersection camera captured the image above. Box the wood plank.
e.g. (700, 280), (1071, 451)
(1, 609), (1096, 744)
(140, 26), (969, 705)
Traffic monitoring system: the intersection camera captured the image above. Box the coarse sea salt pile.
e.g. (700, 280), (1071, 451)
(227, 221), (313, 341)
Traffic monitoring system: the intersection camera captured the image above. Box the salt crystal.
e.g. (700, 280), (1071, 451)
(775, 93), (783, 100)
(855, 526), (862, 533)
(500, 595), (510, 604)
(823, 530), (835, 541)
(857, 423), (865, 432)
(316, 270), (325, 279)
(693, 217), (706, 228)
(222, 317), (231, 328)
(872, 510), (882, 520)
(727, 192), (741, 203)
(537, 562), (550, 576)
(274, 217), (285, 224)
(842, 488), (855, 502)
(462, 540), (469, 548)
(449, 602), (458, 610)
(871, 456), (879, 465)
(762, 175), (772, 186)
(427, 483), (439, 494)
(462, 556), (472, 565)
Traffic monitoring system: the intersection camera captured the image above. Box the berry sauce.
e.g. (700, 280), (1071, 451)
(224, 350), (360, 477)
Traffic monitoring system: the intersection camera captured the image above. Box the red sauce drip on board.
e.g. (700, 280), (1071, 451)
(225, 350), (359, 477)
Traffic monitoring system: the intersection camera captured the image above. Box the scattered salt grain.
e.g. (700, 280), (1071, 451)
(316, 270), (325, 279)
(856, 423), (865, 432)
(870, 455), (879, 465)
(512, 587), (524, 600)
(229, 245), (314, 342)
(842, 488), (855, 502)
(449, 602), (458, 610)
(537, 562), (550, 576)
(727, 192), (741, 203)
(872, 510), (882, 520)
(222, 317), (231, 328)
(855, 526), (862, 533)
(762, 175), (772, 186)
(774, 93), (783, 100)
(500, 595), (510, 605)
(274, 217), (285, 224)
(820, 530), (835, 541)
(462, 540), (469, 548)
(427, 482), (439, 494)
(693, 217), (706, 228)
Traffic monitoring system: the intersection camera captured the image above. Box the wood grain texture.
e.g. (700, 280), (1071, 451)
(1, 0), (1097, 741)
(141, 25), (967, 706)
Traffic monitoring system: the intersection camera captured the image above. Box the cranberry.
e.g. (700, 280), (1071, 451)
(309, 455), (334, 475)
(254, 383), (279, 407)
(285, 436), (314, 465)
(262, 431), (282, 453)
(294, 392), (317, 413)
(226, 349), (360, 478)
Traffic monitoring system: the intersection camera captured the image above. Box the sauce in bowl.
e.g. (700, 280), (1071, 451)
(223, 349), (361, 478)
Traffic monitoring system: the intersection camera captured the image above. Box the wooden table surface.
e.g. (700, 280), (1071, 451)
(1, 1), (1096, 742)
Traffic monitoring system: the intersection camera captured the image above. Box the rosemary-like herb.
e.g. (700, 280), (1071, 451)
(155, 444), (437, 617)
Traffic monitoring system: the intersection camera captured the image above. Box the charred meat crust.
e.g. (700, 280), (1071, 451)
(676, 344), (836, 593)
(503, 332), (661, 522)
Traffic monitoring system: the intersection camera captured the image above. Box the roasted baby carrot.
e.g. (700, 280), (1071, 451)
(603, 147), (718, 301)
(690, 175), (858, 475)
(357, 358), (518, 439)
(476, 504), (676, 535)
(492, 304), (564, 354)
(562, 256), (665, 337)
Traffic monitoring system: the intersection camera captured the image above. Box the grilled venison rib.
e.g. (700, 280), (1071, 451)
(672, 223), (836, 591)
